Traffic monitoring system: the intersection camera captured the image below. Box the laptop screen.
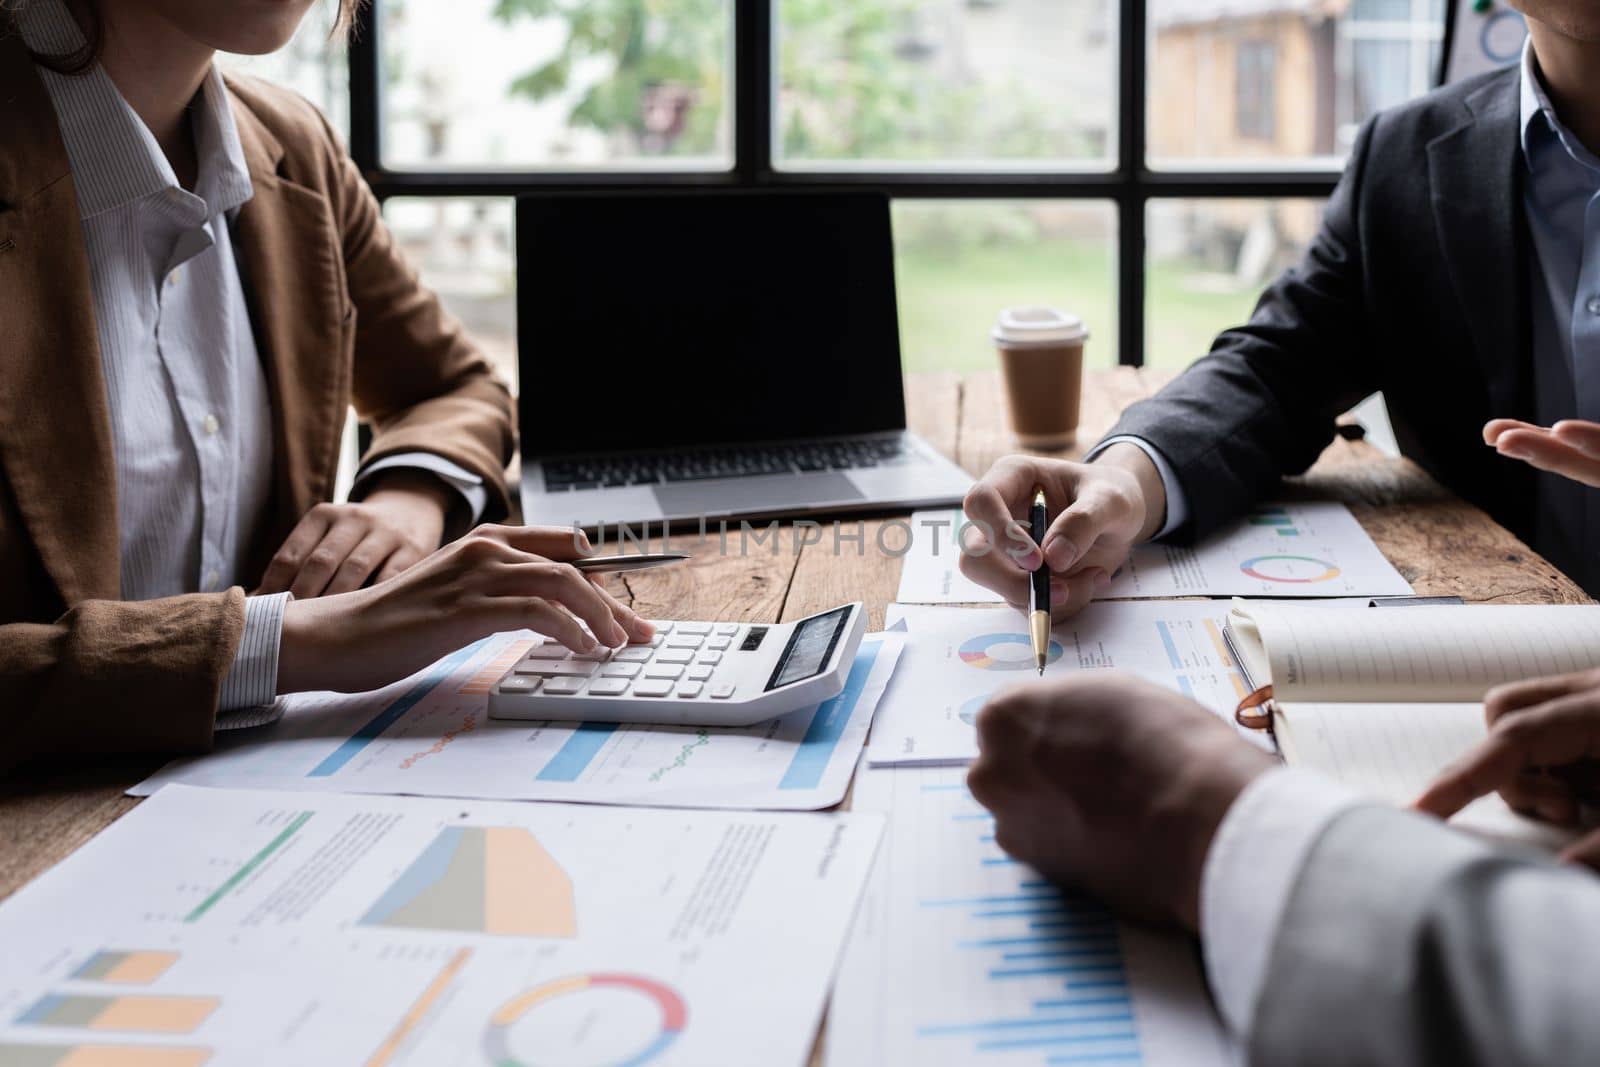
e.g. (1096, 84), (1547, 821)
(516, 191), (907, 458)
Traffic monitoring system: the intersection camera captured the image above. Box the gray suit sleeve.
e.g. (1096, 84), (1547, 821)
(1105, 118), (1387, 539)
(1250, 806), (1600, 1067)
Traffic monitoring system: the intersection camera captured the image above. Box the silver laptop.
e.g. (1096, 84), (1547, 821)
(516, 191), (972, 531)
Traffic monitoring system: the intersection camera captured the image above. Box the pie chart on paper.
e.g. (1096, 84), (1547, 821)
(958, 633), (1064, 671)
(1238, 555), (1342, 584)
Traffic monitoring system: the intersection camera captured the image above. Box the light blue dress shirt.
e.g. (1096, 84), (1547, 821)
(1520, 42), (1600, 594)
(19, 0), (486, 715)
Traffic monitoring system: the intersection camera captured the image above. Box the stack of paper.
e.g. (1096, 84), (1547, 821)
(135, 634), (903, 812)
(870, 602), (1268, 767)
(5, 502), (1422, 1062)
(895, 502), (1413, 604)
(0, 786), (882, 1066)
(827, 765), (1233, 1067)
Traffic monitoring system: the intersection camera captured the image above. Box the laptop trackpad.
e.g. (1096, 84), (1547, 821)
(653, 472), (864, 517)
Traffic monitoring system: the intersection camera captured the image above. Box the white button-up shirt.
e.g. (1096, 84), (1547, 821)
(19, 0), (484, 713)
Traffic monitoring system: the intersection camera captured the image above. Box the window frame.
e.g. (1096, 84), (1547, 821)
(346, 0), (1457, 368)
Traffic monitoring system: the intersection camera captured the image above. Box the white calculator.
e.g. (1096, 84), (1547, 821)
(487, 602), (867, 727)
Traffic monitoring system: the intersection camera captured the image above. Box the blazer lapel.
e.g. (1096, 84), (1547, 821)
(0, 32), (122, 604)
(1427, 72), (1533, 422)
(227, 87), (351, 579)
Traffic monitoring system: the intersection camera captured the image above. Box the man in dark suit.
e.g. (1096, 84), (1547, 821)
(958, 6), (1600, 1064)
(961, 0), (1600, 609)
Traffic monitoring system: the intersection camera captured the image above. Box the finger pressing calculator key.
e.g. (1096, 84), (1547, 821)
(486, 603), (867, 727)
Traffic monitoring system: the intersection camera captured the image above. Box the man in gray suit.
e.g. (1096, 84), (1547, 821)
(960, 0), (1600, 607)
(967, 666), (1600, 1067)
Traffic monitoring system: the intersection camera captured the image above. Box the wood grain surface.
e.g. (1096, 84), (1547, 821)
(1, 368), (1588, 971)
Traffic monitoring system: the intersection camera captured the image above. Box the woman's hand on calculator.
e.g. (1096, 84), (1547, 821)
(275, 524), (655, 695)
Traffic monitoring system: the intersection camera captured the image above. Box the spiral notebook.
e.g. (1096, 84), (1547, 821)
(1224, 602), (1600, 848)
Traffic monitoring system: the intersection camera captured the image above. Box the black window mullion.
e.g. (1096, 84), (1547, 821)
(347, 0), (381, 179)
(1119, 0), (1147, 367)
(735, 0), (775, 183)
(345, 0), (1348, 371)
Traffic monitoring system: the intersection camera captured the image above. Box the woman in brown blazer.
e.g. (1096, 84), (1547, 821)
(0, 0), (651, 773)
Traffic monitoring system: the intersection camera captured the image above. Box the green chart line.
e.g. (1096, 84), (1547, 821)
(649, 731), (711, 782)
(185, 811), (312, 922)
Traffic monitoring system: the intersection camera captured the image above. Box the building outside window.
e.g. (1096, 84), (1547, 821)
(221, 0), (1459, 385)
(1235, 40), (1280, 141)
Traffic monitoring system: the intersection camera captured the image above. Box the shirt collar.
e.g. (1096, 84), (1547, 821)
(16, 0), (254, 220)
(1519, 38), (1600, 175)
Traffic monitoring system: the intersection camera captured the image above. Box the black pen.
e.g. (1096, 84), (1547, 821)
(572, 552), (690, 574)
(1029, 487), (1049, 675)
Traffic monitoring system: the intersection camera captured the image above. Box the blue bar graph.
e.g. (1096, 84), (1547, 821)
(979, 1028), (1137, 1052)
(1155, 621), (1183, 670)
(1003, 949), (1123, 962)
(961, 935), (1110, 949)
(308, 640), (486, 777)
(974, 907), (1066, 919)
(1034, 995), (1131, 1012)
(1047, 1054), (1144, 1065)
(991, 964), (1126, 980)
(535, 721), (621, 781)
(779, 640), (880, 789)
(897, 774), (1149, 1067)
(922, 894), (1061, 908)
(921, 1013), (1133, 1037)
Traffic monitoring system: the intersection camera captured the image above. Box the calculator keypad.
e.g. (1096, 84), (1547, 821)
(496, 621), (745, 703)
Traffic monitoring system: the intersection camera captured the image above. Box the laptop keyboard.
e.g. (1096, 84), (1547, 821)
(543, 437), (910, 491)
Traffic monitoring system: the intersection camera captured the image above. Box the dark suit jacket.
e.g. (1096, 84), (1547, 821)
(1108, 67), (1543, 558)
(0, 32), (515, 772)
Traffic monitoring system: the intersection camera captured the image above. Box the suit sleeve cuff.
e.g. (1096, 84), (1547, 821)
(1084, 435), (1190, 538)
(355, 452), (489, 525)
(1199, 767), (1365, 1038)
(217, 592), (289, 714)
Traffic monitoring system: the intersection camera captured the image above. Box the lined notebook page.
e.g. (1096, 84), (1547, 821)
(1280, 702), (1575, 850)
(1252, 606), (1600, 702)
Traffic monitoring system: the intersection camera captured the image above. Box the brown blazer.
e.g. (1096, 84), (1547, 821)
(0, 35), (516, 773)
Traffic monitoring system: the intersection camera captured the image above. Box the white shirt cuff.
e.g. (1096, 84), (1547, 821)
(1199, 767), (1365, 1038)
(218, 592), (290, 714)
(1085, 435), (1190, 538)
(355, 452), (488, 524)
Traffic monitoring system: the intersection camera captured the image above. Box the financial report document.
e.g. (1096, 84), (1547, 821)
(0, 785), (883, 1067)
(895, 503), (1411, 604)
(135, 634), (901, 811)
(868, 603), (1266, 767)
(826, 765), (1233, 1067)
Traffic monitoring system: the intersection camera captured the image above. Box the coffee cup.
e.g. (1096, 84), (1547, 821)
(992, 307), (1088, 450)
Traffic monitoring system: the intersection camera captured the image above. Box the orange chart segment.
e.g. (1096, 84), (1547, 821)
(459, 642), (534, 695)
(364, 949), (472, 1067)
(0, 1044), (210, 1067)
(17, 995), (218, 1035)
(360, 827), (576, 937)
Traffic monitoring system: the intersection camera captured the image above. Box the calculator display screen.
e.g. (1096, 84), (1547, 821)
(766, 607), (852, 690)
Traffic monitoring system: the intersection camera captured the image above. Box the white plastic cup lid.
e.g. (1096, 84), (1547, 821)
(991, 306), (1089, 346)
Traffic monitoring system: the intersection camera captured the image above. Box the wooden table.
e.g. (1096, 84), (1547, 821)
(0, 369), (1590, 1052)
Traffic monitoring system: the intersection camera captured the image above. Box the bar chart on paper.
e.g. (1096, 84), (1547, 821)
(0, 787), (887, 1067)
(134, 634), (902, 811)
(827, 766), (1233, 1067)
(0, 1044), (211, 1066)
